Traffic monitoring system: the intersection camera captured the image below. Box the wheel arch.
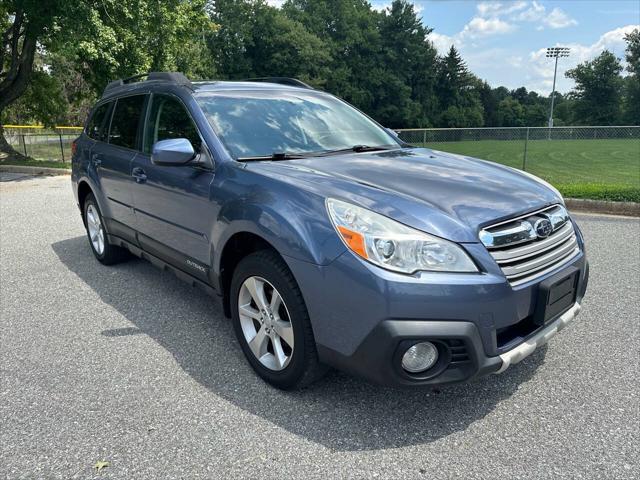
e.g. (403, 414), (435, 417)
(217, 231), (283, 318)
(77, 180), (94, 222)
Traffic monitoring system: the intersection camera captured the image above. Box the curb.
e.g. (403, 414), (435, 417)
(0, 165), (71, 176)
(565, 198), (639, 217)
(1, 164), (638, 217)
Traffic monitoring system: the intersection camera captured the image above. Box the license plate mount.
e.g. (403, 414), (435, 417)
(533, 266), (579, 325)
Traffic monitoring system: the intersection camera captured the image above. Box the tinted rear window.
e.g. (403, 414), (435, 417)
(109, 95), (146, 150)
(86, 102), (112, 142)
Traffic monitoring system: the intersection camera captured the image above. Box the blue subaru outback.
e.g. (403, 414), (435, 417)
(71, 72), (589, 389)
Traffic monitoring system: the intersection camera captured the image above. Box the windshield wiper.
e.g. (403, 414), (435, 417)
(237, 145), (395, 162)
(317, 145), (395, 156)
(237, 152), (311, 162)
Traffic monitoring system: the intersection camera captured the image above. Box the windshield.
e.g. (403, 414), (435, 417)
(195, 89), (400, 159)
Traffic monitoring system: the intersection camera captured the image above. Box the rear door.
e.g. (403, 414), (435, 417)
(131, 93), (215, 281)
(77, 100), (111, 181)
(93, 94), (147, 243)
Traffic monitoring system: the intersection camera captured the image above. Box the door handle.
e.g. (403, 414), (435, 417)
(132, 167), (147, 184)
(91, 153), (102, 167)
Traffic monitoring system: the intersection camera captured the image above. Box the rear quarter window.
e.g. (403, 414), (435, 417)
(108, 95), (146, 150)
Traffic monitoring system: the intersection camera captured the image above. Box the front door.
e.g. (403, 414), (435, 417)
(131, 93), (215, 282)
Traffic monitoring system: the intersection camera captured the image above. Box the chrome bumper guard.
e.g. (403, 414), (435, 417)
(494, 302), (581, 374)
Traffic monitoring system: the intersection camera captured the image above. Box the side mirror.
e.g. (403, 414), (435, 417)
(151, 138), (195, 166)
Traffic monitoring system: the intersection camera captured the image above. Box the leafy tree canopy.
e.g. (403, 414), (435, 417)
(1, 0), (638, 147)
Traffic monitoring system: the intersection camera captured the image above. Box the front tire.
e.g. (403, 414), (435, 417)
(83, 194), (128, 265)
(230, 250), (327, 390)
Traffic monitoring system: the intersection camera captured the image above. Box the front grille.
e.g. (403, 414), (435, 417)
(480, 205), (580, 287)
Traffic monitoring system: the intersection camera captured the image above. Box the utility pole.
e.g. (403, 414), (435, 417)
(546, 47), (570, 128)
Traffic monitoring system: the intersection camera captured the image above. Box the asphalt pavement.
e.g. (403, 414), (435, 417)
(1, 174), (638, 479)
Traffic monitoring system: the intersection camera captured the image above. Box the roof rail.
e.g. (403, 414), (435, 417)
(244, 77), (314, 89)
(103, 72), (192, 96)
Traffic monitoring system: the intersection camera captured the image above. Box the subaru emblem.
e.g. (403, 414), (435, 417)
(534, 218), (553, 238)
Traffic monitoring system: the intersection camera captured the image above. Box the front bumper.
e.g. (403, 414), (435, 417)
(315, 299), (583, 387)
(285, 233), (589, 387)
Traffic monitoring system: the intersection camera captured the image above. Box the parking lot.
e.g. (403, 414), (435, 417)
(1, 173), (638, 479)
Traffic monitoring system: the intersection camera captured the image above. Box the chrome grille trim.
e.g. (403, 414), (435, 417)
(501, 236), (577, 277)
(491, 223), (574, 263)
(508, 248), (580, 287)
(480, 205), (581, 286)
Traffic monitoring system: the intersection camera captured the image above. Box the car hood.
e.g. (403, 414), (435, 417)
(245, 147), (562, 242)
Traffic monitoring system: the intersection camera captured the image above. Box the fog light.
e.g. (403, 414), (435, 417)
(402, 342), (439, 373)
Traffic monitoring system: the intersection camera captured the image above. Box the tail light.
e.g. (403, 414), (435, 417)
(71, 139), (78, 157)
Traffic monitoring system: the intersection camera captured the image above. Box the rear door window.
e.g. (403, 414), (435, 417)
(109, 95), (146, 150)
(144, 94), (201, 154)
(86, 102), (113, 142)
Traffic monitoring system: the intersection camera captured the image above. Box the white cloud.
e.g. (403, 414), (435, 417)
(545, 7), (578, 28)
(514, 1), (546, 21)
(461, 17), (516, 38)
(477, 1), (528, 18)
(429, 32), (460, 53)
(514, 1), (577, 29)
(429, 8), (516, 51)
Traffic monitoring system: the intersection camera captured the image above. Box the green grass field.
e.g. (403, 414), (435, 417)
(422, 139), (640, 202)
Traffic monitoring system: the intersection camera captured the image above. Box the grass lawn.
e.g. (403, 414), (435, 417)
(421, 138), (640, 202)
(5, 134), (75, 163)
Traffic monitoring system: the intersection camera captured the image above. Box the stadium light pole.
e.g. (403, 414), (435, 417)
(546, 46), (570, 128)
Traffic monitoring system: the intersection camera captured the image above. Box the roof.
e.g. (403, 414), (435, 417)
(101, 72), (315, 98)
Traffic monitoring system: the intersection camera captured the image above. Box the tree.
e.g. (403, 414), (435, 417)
(434, 46), (484, 127)
(623, 28), (640, 125)
(209, 1), (330, 83)
(624, 28), (640, 75)
(496, 97), (525, 127)
(0, 1), (78, 159)
(524, 103), (548, 127)
(1, 1), (213, 160)
(565, 50), (623, 125)
(436, 46), (469, 108)
(375, 0), (438, 127)
(283, 0), (384, 115)
(476, 81), (499, 126)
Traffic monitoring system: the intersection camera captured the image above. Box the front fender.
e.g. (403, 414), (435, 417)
(210, 166), (346, 278)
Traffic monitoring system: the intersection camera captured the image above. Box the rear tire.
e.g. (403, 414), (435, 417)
(83, 193), (129, 265)
(230, 250), (327, 390)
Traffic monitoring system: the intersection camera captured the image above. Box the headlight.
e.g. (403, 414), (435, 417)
(326, 199), (478, 274)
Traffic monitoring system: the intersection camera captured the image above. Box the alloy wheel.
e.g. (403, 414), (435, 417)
(86, 204), (105, 255)
(238, 276), (294, 371)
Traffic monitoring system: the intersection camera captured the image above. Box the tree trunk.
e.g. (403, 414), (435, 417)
(0, 120), (29, 163)
(0, 12), (38, 163)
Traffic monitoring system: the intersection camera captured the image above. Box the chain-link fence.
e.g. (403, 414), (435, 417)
(3, 127), (83, 163)
(396, 126), (640, 201)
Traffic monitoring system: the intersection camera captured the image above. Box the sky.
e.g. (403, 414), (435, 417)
(268, 0), (640, 95)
